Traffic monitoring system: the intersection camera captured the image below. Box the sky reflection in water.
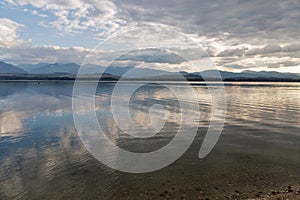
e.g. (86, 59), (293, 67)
(0, 82), (300, 199)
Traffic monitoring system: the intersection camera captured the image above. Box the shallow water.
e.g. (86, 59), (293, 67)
(0, 81), (300, 199)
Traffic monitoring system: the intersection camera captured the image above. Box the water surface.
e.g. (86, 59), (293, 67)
(0, 81), (300, 199)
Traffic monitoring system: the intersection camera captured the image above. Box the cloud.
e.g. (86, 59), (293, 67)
(0, 45), (90, 64)
(221, 56), (300, 72)
(282, 43), (300, 53)
(112, 0), (300, 72)
(1, 0), (300, 73)
(213, 41), (300, 72)
(4, 0), (300, 45)
(244, 44), (282, 56)
(217, 48), (246, 57)
(0, 18), (24, 47)
(223, 64), (254, 70)
(114, 0), (300, 43)
(5, 0), (124, 36)
(116, 49), (186, 64)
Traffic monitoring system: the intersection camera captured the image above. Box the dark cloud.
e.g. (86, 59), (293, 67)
(224, 64), (253, 70)
(1, 0), (300, 72)
(113, 0), (300, 72)
(116, 49), (186, 64)
(217, 48), (247, 57)
(114, 0), (300, 44)
(244, 44), (282, 56)
(282, 43), (300, 53)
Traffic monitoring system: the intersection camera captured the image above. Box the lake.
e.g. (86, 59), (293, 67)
(0, 81), (300, 199)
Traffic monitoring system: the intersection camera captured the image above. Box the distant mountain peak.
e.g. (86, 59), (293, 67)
(0, 61), (27, 74)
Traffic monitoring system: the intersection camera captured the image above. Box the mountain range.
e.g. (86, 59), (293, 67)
(0, 61), (27, 74)
(0, 61), (299, 81)
(17, 63), (176, 78)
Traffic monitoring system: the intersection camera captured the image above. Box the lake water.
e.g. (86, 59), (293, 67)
(0, 81), (300, 199)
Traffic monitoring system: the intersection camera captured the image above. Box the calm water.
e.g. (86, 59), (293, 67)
(0, 81), (300, 199)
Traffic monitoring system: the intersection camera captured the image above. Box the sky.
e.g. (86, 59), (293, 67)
(0, 0), (300, 73)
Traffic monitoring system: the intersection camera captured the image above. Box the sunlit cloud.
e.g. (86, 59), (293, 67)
(0, 0), (299, 73)
(0, 18), (24, 47)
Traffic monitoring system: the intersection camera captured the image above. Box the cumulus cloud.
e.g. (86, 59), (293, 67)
(1, 0), (300, 72)
(112, 0), (300, 72)
(5, 0), (124, 35)
(0, 18), (24, 47)
(0, 45), (90, 64)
